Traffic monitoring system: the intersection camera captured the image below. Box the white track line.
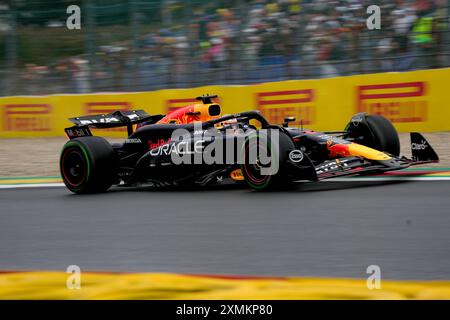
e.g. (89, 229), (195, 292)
(326, 176), (450, 182)
(0, 183), (65, 189)
(0, 176), (450, 190)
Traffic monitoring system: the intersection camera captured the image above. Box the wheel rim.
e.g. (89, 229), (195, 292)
(242, 141), (271, 186)
(61, 147), (88, 188)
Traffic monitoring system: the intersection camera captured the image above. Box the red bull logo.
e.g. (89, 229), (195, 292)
(327, 143), (351, 158)
(357, 82), (427, 123)
(166, 97), (220, 113)
(161, 97), (221, 124)
(326, 136), (391, 161)
(159, 105), (199, 124)
(148, 138), (171, 150)
(166, 98), (198, 113)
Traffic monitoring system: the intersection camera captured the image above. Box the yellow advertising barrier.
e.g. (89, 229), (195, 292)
(1, 68), (450, 138)
(0, 271), (449, 299)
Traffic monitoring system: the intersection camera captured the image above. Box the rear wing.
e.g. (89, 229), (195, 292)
(65, 110), (164, 138)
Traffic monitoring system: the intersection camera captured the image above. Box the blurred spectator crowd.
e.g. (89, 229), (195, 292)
(1, 0), (449, 96)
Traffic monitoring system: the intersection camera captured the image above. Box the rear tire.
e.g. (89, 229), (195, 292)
(60, 137), (117, 194)
(346, 114), (400, 156)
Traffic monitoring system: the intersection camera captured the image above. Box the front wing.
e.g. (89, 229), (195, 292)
(289, 132), (439, 182)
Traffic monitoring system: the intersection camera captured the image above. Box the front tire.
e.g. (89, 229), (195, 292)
(60, 137), (117, 194)
(345, 114), (400, 156)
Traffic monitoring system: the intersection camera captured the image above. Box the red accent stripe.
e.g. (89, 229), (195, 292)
(85, 102), (130, 106)
(167, 99), (197, 103)
(4, 104), (51, 115)
(358, 82), (425, 100)
(85, 102), (131, 115)
(258, 90), (312, 97)
(259, 98), (311, 105)
(85, 109), (128, 114)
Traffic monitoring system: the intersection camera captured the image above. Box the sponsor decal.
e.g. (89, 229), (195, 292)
(194, 129), (207, 135)
(289, 150), (304, 163)
(316, 159), (349, 174)
(65, 127), (91, 138)
(411, 140), (428, 150)
(326, 138), (333, 147)
(3, 104), (52, 131)
(79, 114), (139, 126)
(125, 138), (142, 144)
(84, 102), (132, 132)
(357, 82), (427, 123)
(351, 114), (364, 126)
(256, 89), (315, 126)
(149, 140), (205, 157)
(230, 169), (244, 181)
(319, 134), (350, 145)
(148, 138), (171, 150)
(145, 123), (281, 176)
(318, 134), (333, 141)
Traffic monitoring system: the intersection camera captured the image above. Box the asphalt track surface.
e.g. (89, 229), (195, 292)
(1, 180), (449, 280)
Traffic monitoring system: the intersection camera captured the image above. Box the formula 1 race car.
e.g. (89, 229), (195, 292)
(60, 94), (439, 193)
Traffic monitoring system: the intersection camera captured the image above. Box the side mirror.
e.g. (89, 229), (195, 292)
(282, 116), (296, 127)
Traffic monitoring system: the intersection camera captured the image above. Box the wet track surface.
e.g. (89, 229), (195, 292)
(1, 181), (449, 280)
